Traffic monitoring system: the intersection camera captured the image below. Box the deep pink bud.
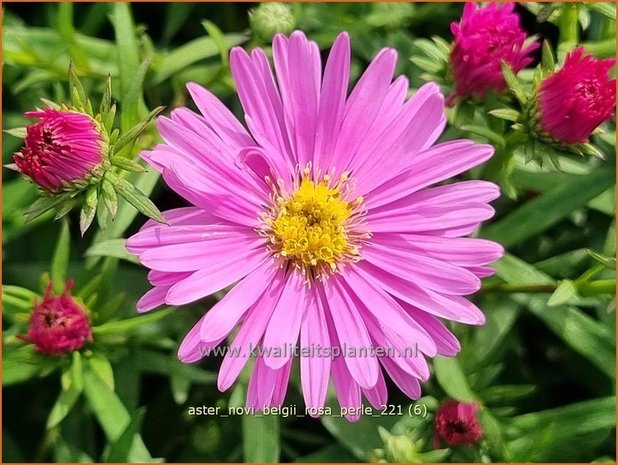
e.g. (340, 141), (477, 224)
(449, 3), (539, 102)
(434, 400), (483, 447)
(13, 109), (104, 192)
(24, 281), (92, 356)
(538, 48), (616, 144)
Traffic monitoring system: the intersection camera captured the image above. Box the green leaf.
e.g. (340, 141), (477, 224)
(85, 238), (139, 264)
(110, 156), (147, 173)
(50, 219), (70, 293)
(79, 186), (98, 236)
(512, 396), (615, 436)
(488, 108), (520, 122)
(547, 279), (577, 306)
(112, 176), (166, 224)
(112, 106), (165, 154)
(100, 178), (118, 219)
(587, 2), (616, 20)
(494, 254), (616, 378)
(243, 414), (280, 463)
(92, 308), (173, 335)
(410, 55), (444, 74)
(483, 168), (615, 247)
(501, 61), (527, 105)
(100, 74), (112, 115)
(112, 2), (143, 131)
(460, 125), (506, 147)
(586, 249), (617, 270)
(482, 384), (536, 404)
(4, 127), (27, 138)
(25, 195), (68, 223)
(68, 62), (87, 109)
(432, 356), (477, 402)
(82, 365), (152, 461)
(541, 39), (555, 70)
(47, 352), (84, 429)
(87, 352), (115, 390)
(103, 408), (146, 462)
(202, 20), (231, 66)
(2, 358), (43, 386)
(152, 34), (245, 84)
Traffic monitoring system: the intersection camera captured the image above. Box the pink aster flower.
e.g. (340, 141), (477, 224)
(13, 109), (104, 192)
(23, 281), (92, 356)
(434, 400), (483, 447)
(538, 47), (616, 144)
(127, 31), (503, 421)
(449, 3), (539, 103)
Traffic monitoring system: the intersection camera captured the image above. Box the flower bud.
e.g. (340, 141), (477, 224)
(449, 3), (538, 103)
(537, 47), (616, 144)
(249, 3), (295, 42)
(24, 281), (92, 356)
(434, 400), (483, 447)
(13, 109), (105, 193)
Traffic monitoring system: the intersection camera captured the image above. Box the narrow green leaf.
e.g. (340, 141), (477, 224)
(501, 61), (527, 105)
(85, 238), (139, 264)
(586, 249), (616, 270)
(113, 177), (166, 223)
(68, 62), (87, 109)
(488, 108), (520, 122)
(541, 39), (555, 70)
(547, 279), (577, 306)
(88, 352), (115, 390)
(152, 34), (245, 84)
(51, 219), (70, 293)
(103, 408), (146, 462)
(587, 3), (616, 20)
(111, 156), (146, 173)
(410, 55), (444, 74)
(113, 106), (164, 154)
(112, 2), (143, 131)
(483, 168), (615, 247)
(100, 74), (112, 115)
(25, 195), (68, 223)
(432, 356), (477, 402)
(494, 254), (615, 377)
(82, 365), (152, 461)
(4, 127), (27, 138)
(243, 414), (280, 463)
(47, 352), (84, 429)
(202, 20), (231, 66)
(512, 396), (615, 435)
(92, 308), (173, 335)
(79, 186), (98, 236)
(460, 125), (506, 147)
(101, 179), (118, 218)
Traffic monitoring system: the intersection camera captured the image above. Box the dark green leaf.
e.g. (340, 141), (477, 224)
(243, 414), (280, 463)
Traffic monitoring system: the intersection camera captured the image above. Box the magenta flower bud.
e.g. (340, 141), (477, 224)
(24, 281), (92, 356)
(434, 400), (483, 447)
(449, 3), (539, 103)
(13, 109), (105, 192)
(538, 48), (616, 144)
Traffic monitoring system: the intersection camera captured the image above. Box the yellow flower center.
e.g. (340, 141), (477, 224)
(264, 174), (364, 277)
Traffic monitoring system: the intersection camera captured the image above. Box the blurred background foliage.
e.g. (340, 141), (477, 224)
(2, 2), (616, 463)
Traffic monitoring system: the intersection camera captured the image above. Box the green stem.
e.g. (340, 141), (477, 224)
(580, 38), (616, 58)
(482, 279), (616, 295)
(559, 4), (580, 46)
(579, 279), (616, 296)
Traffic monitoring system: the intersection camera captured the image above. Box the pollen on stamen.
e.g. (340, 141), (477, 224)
(261, 171), (367, 280)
